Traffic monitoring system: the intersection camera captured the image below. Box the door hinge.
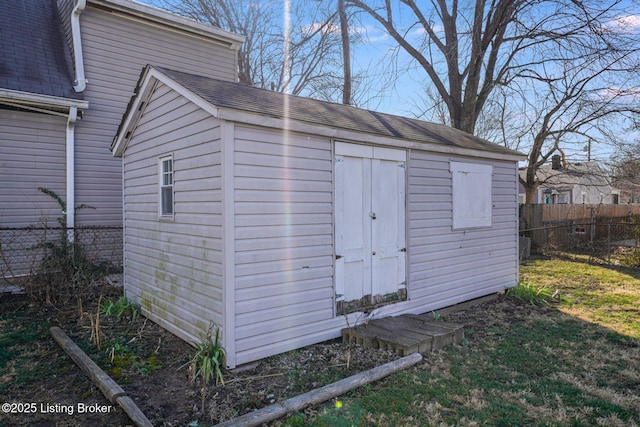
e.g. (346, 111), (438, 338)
(400, 248), (406, 252)
(335, 255), (343, 259)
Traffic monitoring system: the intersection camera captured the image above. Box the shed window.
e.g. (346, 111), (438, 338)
(451, 162), (492, 229)
(160, 156), (174, 217)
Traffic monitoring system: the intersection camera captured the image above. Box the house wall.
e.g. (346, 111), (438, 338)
(0, 110), (67, 227)
(229, 127), (520, 366)
(122, 82), (224, 343)
(407, 151), (519, 307)
(70, 3), (238, 226)
(232, 125), (336, 365)
(574, 183), (616, 204)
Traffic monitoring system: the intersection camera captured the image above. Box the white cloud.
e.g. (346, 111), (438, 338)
(598, 86), (640, 100)
(604, 14), (640, 33)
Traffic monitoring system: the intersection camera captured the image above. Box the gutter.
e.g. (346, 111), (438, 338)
(66, 107), (78, 241)
(71, 0), (87, 93)
(0, 89), (88, 110)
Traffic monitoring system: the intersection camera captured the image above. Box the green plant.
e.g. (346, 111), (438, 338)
(101, 299), (116, 317)
(506, 281), (555, 306)
(27, 188), (117, 305)
(184, 325), (226, 414)
(100, 296), (139, 321)
(188, 328), (226, 386)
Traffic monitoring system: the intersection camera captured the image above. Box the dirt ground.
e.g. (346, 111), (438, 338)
(1, 277), (545, 427)
(1, 282), (415, 427)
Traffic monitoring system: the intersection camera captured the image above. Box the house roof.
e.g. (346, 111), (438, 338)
(89, 0), (245, 49)
(520, 161), (613, 190)
(113, 66), (526, 160)
(0, 0), (81, 102)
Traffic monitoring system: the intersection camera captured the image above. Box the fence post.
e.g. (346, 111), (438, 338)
(589, 207), (596, 244)
(607, 222), (612, 265)
(568, 220), (574, 250)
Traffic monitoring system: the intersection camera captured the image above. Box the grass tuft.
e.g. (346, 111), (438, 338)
(506, 281), (556, 306)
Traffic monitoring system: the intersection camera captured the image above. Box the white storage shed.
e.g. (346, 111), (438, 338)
(111, 65), (525, 368)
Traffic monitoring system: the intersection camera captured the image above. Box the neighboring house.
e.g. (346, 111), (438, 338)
(612, 179), (640, 204)
(1, 0), (243, 230)
(111, 65), (525, 368)
(519, 155), (620, 204)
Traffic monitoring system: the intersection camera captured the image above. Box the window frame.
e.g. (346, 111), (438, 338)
(159, 155), (174, 219)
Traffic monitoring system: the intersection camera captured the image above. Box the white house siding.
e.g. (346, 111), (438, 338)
(122, 83), (223, 344)
(233, 126), (335, 365)
(72, 5), (237, 226)
(407, 151), (518, 307)
(0, 110), (67, 227)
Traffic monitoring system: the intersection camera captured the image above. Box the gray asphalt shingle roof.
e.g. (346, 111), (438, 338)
(156, 67), (522, 157)
(0, 0), (81, 100)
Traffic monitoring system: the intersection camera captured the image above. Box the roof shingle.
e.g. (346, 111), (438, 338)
(0, 0), (81, 100)
(156, 66), (522, 158)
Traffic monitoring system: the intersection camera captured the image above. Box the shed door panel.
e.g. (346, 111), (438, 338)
(334, 143), (406, 313)
(371, 158), (406, 297)
(334, 154), (371, 302)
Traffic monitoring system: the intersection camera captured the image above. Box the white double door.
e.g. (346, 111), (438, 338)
(334, 142), (406, 305)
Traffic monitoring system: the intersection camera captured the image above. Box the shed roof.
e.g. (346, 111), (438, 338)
(0, 0), (80, 101)
(113, 65), (525, 160)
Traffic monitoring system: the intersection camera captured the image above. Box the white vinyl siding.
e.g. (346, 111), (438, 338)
(233, 126), (334, 365)
(408, 151), (518, 307)
(0, 110), (66, 227)
(116, 77), (521, 367)
(71, 5), (237, 226)
(122, 84), (223, 344)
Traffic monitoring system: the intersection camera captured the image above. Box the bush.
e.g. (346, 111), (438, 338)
(25, 188), (116, 305)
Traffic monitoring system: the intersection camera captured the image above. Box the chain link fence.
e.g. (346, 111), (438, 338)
(0, 226), (122, 298)
(520, 218), (640, 265)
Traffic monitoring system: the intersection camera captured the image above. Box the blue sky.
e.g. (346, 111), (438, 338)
(139, 0), (640, 164)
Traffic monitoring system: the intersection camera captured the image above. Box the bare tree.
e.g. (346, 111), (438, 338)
(347, 0), (535, 134)
(348, 0), (640, 204)
(506, 7), (640, 204)
(346, 1), (640, 131)
(611, 140), (640, 203)
(160, 0), (347, 98)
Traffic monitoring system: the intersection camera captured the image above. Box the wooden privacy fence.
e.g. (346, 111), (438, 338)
(520, 204), (640, 252)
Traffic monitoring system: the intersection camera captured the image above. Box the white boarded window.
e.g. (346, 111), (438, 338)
(159, 156), (174, 217)
(451, 162), (492, 229)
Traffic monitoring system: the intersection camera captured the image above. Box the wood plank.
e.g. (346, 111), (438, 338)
(342, 314), (464, 354)
(49, 327), (153, 427)
(215, 353), (422, 427)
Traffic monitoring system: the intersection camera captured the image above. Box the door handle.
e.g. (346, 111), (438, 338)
(372, 251), (376, 255)
(370, 212), (376, 220)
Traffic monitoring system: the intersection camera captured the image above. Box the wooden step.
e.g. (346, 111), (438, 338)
(342, 314), (464, 356)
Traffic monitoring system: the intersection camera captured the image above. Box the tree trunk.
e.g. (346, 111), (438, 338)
(338, 0), (351, 105)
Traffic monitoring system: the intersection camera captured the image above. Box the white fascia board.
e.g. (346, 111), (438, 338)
(111, 67), (219, 157)
(88, 0), (245, 50)
(215, 108), (526, 163)
(0, 89), (89, 110)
